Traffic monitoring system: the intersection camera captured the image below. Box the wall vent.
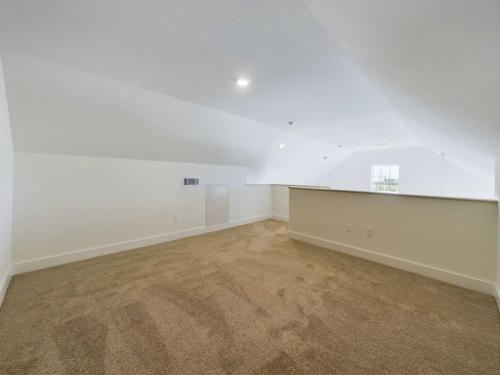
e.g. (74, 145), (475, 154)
(183, 177), (199, 186)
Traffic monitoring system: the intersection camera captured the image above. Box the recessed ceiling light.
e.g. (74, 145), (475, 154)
(235, 78), (250, 87)
(288, 121), (294, 126)
(279, 143), (286, 149)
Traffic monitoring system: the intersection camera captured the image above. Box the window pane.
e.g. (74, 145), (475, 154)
(371, 165), (399, 193)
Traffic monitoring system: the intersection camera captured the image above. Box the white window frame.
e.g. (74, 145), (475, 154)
(371, 164), (400, 194)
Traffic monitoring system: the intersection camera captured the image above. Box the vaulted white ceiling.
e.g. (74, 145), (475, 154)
(0, 0), (498, 183)
(2, 52), (351, 185)
(0, 0), (416, 149)
(303, 0), (500, 156)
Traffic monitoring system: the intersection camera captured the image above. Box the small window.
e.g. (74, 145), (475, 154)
(371, 165), (399, 193)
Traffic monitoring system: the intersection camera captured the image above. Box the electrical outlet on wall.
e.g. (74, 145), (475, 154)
(366, 227), (374, 237)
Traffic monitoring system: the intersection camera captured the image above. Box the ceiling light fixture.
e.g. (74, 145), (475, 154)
(235, 78), (250, 87)
(279, 143), (286, 149)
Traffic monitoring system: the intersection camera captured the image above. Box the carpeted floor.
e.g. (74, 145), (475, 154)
(0, 220), (499, 374)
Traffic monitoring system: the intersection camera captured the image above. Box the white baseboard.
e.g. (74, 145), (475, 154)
(495, 286), (500, 313)
(13, 214), (273, 275)
(271, 214), (289, 223)
(0, 263), (13, 307)
(288, 230), (495, 296)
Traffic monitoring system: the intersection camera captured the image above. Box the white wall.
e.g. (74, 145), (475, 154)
(322, 147), (494, 199)
(13, 153), (271, 264)
(0, 57), (13, 304)
(289, 188), (498, 294)
(496, 159), (500, 309)
(271, 185), (289, 221)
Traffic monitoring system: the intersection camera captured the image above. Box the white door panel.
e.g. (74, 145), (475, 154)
(206, 185), (229, 226)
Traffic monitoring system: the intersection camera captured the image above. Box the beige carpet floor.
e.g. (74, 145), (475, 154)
(0, 220), (499, 374)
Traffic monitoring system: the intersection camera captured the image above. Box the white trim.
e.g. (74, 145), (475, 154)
(271, 214), (289, 223)
(0, 263), (13, 307)
(495, 286), (500, 313)
(13, 214), (272, 275)
(288, 230), (495, 296)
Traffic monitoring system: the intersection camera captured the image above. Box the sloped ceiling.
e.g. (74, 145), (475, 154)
(0, 0), (498, 183)
(0, 0), (417, 150)
(302, 0), (500, 156)
(3, 52), (351, 185)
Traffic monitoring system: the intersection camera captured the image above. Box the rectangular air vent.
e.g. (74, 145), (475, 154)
(183, 177), (199, 186)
